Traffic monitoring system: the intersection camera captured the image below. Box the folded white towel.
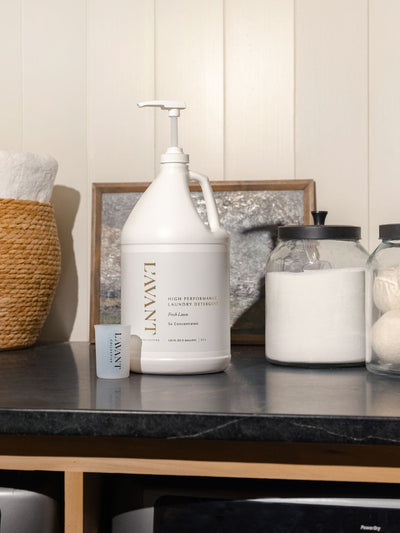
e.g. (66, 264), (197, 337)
(0, 149), (58, 203)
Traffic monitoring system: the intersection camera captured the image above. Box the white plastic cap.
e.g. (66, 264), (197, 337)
(160, 147), (189, 164)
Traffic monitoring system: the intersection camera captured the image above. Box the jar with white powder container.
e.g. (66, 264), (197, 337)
(265, 211), (368, 367)
(366, 224), (400, 376)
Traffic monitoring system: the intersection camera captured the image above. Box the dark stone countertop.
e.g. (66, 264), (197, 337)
(0, 342), (400, 445)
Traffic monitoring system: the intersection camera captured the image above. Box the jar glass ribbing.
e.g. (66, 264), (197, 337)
(366, 224), (400, 376)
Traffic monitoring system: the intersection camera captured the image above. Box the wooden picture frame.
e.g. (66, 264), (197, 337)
(90, 180), (315, 344)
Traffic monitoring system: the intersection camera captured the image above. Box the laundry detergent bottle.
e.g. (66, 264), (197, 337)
(121, 101), (231, 374)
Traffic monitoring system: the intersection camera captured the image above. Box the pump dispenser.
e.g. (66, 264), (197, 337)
(138, 101), (188, 164)
(121, 101), (231, 374)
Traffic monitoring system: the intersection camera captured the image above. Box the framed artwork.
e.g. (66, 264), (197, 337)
(90, 180), (315, 344)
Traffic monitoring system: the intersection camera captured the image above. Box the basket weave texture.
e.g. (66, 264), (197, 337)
(0, 198), (61, 350)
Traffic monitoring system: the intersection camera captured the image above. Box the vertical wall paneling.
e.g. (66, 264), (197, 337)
(155, 0), (224, 179)
(295, 0), (369, 242)
(369, 0), (400, 251)
(22, 0), (88, 341)
(87, 0), (155, 183)
(0, 1), (395, 340)
(0, 0), (22, 150)
(224, 0), (295, 180)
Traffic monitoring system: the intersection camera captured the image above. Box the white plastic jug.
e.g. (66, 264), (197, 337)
(121, 101), (231, 374)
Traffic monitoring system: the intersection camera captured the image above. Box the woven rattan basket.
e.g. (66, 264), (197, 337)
(0, 198), (61, 350)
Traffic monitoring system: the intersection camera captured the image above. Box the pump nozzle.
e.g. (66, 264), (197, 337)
(138, 100), (186, 116)
(138, 100), (188, 163)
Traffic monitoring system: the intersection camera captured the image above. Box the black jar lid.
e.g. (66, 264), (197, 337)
(379, 224), (400, 240)
(278, 211), (361, 241)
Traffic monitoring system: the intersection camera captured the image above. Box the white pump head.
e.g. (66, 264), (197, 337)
(138, 100), (189, 163)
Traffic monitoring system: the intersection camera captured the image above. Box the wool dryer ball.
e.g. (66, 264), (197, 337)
(371, 309), (400, 363)
(373, 268), (400, 312)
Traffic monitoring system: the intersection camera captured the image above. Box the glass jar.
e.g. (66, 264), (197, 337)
(265, 212), (368, 367)
(366, 224), (400, 376)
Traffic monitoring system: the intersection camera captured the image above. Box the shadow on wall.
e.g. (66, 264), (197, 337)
(38, 185), (80, 342)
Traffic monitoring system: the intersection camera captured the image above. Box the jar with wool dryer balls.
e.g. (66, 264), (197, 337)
(265, 211), (369, 367)
(366, 224), (400, 376)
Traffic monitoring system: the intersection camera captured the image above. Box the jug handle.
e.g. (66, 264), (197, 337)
(188, 171), (221, 233)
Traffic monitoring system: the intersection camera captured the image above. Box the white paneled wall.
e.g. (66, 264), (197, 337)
(87, 0), (155, 182)
(225, 0), (294, 180)
(0, 1), (21, 149)
(295, 0), (369, 239)
(369, 0), (400, 250)
(0, 0), (399, 341)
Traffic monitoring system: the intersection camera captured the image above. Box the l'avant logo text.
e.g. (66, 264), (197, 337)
(114, 332), (122, 368)
(144, 263), (156, 335)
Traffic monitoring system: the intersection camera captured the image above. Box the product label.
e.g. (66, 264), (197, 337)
(94, 324), (130, 379)
(121, 247), (230, 352)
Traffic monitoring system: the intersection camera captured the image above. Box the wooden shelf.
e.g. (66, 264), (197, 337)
(0, 436), (399, 532)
